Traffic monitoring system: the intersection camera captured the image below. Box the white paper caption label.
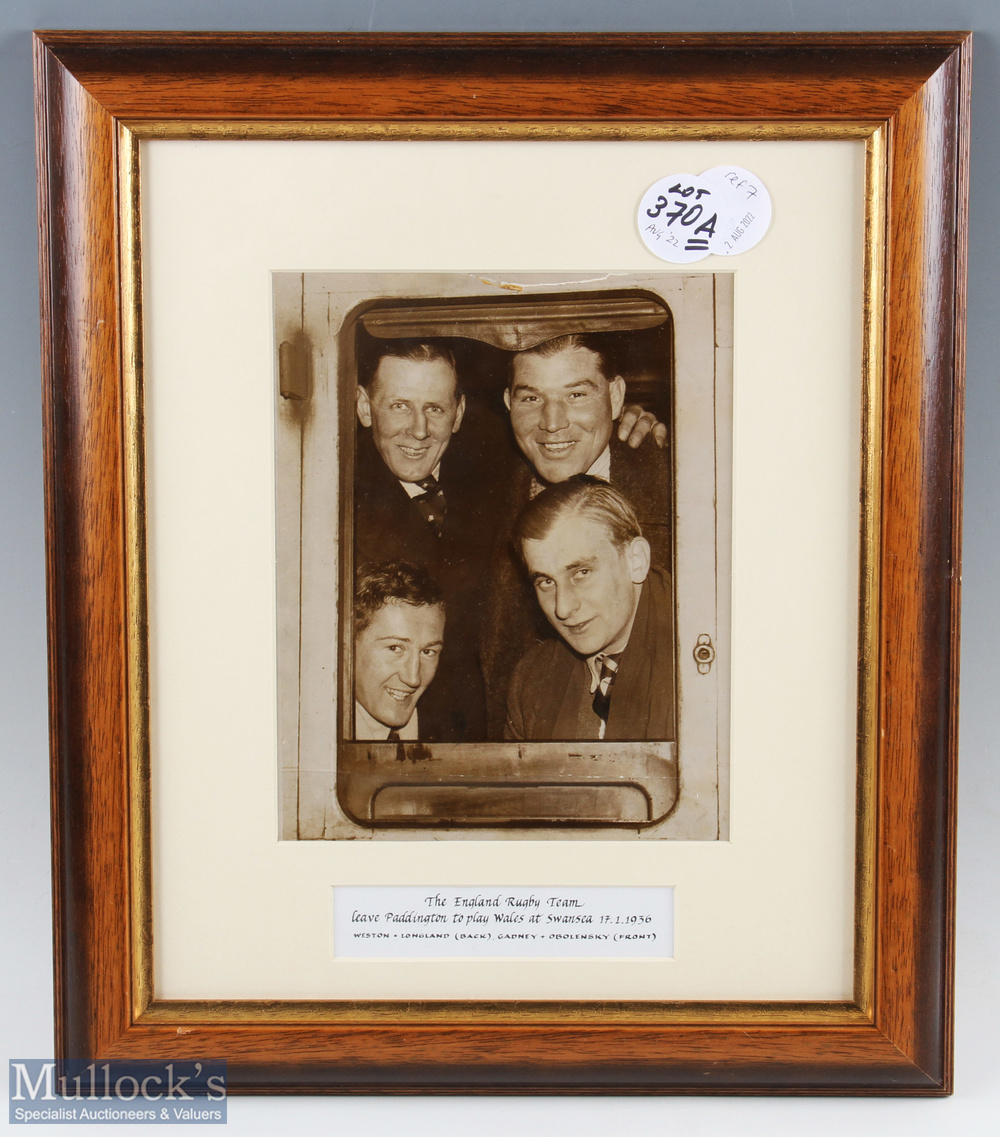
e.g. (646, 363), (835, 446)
(638, 166), (772, 263)
(333, 886), (673, 958)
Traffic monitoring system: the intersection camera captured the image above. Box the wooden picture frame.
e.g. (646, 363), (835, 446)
(35, 31), (968, 1095)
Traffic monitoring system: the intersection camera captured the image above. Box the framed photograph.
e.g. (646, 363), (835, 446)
(35, 32), (968, 1094)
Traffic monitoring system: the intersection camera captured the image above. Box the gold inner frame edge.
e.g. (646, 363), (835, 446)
(119, 118), (886, 1028)
(123, 119), (884, 142)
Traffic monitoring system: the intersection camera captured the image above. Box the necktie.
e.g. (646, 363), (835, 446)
(591, 652), (621, 738)
(413, 475), (446, 536)
(386, 729), (401, 742)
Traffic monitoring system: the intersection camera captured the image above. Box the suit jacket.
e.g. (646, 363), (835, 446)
(505, 568), (675, 741)
(354, 428), (503, 741)
(481, 432), (673, 738)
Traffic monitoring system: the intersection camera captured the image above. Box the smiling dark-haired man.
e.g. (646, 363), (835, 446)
(353, 560), (447, 742)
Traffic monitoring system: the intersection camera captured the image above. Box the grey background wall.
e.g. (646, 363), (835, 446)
(2, 2), (995, 1133)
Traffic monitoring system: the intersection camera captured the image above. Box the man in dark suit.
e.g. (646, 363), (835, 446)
(482, 333), (673, 736)
(505, 477), (675, 742)
(354, 341), (500, 740)
(353, 560), (446, 741)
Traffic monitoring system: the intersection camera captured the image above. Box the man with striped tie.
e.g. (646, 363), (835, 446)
(504, 477), (675, 742)
(480, 332), (672, 737)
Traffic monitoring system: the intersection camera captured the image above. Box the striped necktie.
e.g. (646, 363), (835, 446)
(413, 474), (446, 536)
(591, 652), (622, 738)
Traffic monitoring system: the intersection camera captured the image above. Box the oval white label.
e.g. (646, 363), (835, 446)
(637, 166), (772, 263)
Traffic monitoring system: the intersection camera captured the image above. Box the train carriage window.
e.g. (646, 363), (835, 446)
(273, 273), (731, 841)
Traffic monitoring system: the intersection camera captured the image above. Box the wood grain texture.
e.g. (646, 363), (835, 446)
(35, 36), (131, 1062)
(33, 31), (969, 1095)
(875, 41), (969, 1089)
(37, 31), (964, 120)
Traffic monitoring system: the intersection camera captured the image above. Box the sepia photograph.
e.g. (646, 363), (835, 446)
(275, 272), (732, 839)
(24, 23), (973, 1104)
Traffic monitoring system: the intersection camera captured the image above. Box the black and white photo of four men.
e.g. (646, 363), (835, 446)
(352, 329), (675, 745)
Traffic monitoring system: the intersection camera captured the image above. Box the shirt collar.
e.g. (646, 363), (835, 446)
(354, 700), (418, 740)
(400, 463), (442, 499)
(585, 445), (612, 482)
(529, 445), (612, 498)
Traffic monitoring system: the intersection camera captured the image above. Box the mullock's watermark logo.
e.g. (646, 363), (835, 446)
(9, 1060), (226, 1125)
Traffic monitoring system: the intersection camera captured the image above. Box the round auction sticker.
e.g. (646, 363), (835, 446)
(637, 166), (772, 263)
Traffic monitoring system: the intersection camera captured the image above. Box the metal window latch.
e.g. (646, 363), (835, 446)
(693, 634), (715, 674)
(278, 337), (312, 402)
